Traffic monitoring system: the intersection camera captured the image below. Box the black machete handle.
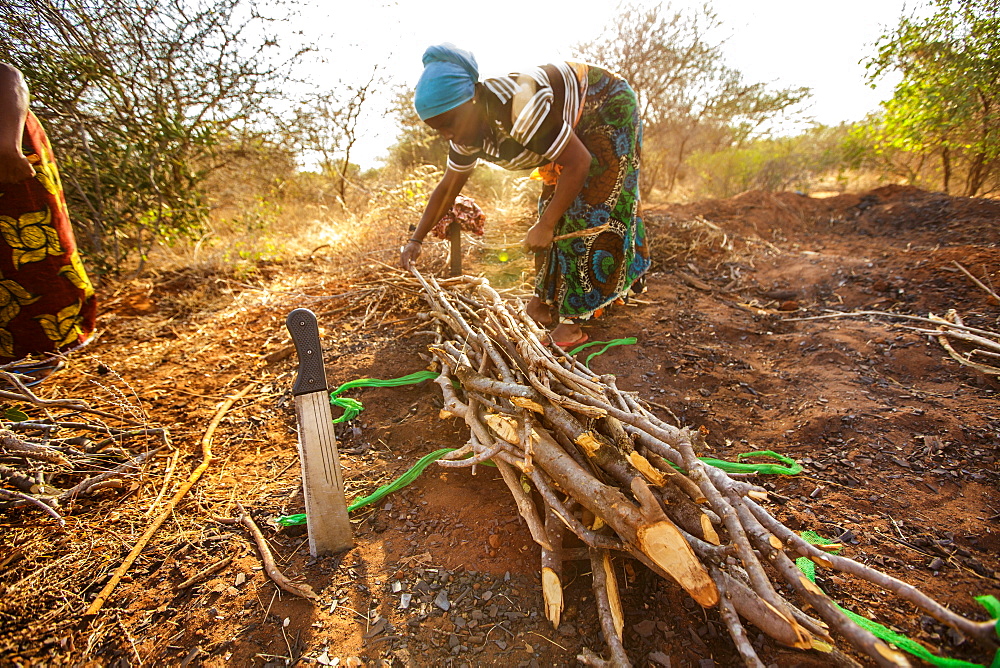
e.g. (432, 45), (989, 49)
(286, 308), (329, 395)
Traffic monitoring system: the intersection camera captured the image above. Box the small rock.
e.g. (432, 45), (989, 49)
(391, 581), (403, 593)
(837, 530), (856, 544)
(495, 639), (507, 650)
(648, 651), (671, 667)
(633, 619), (657, 638)
(557, 623), (576, 637)
(434, 590), (451, 611)
(234, 572), (246, 587)
(364, 618), (388, 639)
(399, 593), (412, 609)
(929, 557), (945, 571)
(482, 590), (493, 602)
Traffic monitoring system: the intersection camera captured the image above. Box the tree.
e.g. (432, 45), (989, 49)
(865, 0), (1000, 196)
(688, 123), (856, 198)
(575, 1), (809, 198)
(382, 86), (449, 174)
(285, 67), (380, 208)
(0, 0), (300, 270)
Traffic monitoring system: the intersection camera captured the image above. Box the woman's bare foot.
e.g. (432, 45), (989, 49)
(549, 323), (585, 347)
(526, 296), (553, 326)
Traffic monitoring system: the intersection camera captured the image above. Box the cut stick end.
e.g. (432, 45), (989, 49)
(542, 567), (564, 629)
(638, 520), (719, 607)
(601, 553), (625, 640)
(874, 641), (912, 667)
(810, 554), (834, 569)
(627, 451), (667, 487)
(699, 513), (721, 546)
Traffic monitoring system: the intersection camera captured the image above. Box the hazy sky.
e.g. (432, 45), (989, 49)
(293, 0), (914, 168)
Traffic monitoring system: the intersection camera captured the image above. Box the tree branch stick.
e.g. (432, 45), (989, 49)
(175, 554), (235, 590)
(712, 568), (766, 668)
(588, 547), (632, 668)
(83, 383), (253, 616)
(0, 488), (64, 526)
(237, 503), (318, 601)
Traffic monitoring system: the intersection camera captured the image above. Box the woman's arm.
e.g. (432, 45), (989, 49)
(400, 167), (472, 268)
(523, 133), (591, 252)
(0, 63), (35, 184)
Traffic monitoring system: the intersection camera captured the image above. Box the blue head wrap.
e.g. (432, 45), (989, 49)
(414, 43), (479, 121)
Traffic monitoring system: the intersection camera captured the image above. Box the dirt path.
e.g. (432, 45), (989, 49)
(2, 186), (998, 667)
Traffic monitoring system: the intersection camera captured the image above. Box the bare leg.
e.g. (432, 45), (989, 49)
(527, 296), (554, 326)
(550, 322), (584, 346)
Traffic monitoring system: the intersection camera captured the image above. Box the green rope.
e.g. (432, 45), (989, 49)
(796, 531), (998, 667)
(974, 596), (1000, 668)
(664, 450), (802, 476)
(568, 337), (637, 367)
(702, 450), (802, 475)
(330, 397), (364, 423)
(278, 447), (453, 525)
(275, 447), (495, 526)
(328, 370), (438, 423)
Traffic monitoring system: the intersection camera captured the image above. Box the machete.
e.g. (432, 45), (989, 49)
(286, 308), (353, 556)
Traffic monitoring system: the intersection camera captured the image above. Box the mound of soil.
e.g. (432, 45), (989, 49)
(2, 186), (998, 667)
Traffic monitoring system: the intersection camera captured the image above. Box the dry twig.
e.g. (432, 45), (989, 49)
(236, 502), (318, 601)
(84, 383), (254, 616)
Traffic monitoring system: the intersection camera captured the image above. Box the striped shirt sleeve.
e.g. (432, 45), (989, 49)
(447, 142), (478, 173)
(508, 65), (577, 162)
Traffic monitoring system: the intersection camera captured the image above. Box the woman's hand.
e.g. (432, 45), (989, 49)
(400, 239), (422, 269)
(523, 220), (555, 254)
(0, 147), (34, 184)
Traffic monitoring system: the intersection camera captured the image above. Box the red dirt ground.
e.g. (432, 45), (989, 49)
(2, 185), (999, 667)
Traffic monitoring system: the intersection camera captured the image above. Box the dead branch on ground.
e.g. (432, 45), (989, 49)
(84, 383), (254, 616)
(235, 502), (319, 602)
(0, 386), (171, 523)
(785, 308), (1000, 376)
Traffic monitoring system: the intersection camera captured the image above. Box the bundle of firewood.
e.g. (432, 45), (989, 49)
(407, 269), (998, 668)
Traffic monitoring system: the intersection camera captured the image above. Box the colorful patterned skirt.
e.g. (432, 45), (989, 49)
(0, 111), (96, 363)
(535, 66), (650, 323)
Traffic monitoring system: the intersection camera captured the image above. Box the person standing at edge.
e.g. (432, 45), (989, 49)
(0, 62), (97, 381)
(399, 44), (650, 348)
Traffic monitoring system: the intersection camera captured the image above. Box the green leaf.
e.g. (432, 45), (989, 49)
(4, 407), (29, 421)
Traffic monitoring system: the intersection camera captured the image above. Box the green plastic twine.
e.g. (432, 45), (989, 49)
(276, 447), (493, 526)
(664, 450), (802, 476)
(701, 450), (802, 475)
(568, 337), (637, 368)
(328, 370), (439, 423)
(976, 595), (1000, 668)
(796, 531), (996, 668)
(277, 447), (452, 525)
